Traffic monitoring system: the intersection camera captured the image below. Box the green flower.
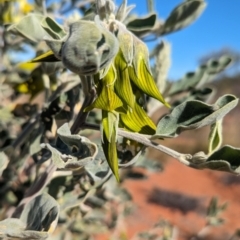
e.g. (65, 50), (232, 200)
(83, 25), (170, 181)
(28, 1), (170, 181)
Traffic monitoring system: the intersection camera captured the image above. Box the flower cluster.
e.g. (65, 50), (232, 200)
(30, 0), (170, 180)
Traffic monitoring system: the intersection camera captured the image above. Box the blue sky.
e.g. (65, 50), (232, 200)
(116, 0), (240, 80)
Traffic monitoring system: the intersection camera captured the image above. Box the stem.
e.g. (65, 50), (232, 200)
(118, 129), (194, 167)
(70, 75), (96, 134)
(11, 113), (40, 149)
(147, 0), (154, 12)
(82, 123), (196, 168)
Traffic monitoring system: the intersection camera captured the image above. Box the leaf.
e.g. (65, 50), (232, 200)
(153, 40), (171, 93)
(168, 67), (206, 95)
(171, 87), (215, 108)
(41, 123), (98, 170)
(208, 120), (223, 154)
(196, 145), (240, 174)
(0, 218), (48, 239)
(0, 151), (9, 176)
(205, 55), (232, 74)
(20, 193), (59, 233)
(115, 0), (135, 22)
(168, 55), (232, 95)
(161, 0), (206, 35)
(8, 14), (51, 42)
(153, 94), (239, 138)
(84, 149), (111, 182)
(127, 12), (157, 35)
(41, 16), (66, 40)
(116, 25), (134, 65)
(0, 193), (58, 239)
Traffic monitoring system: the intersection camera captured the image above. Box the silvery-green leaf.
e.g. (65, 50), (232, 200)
(153, 40), (171, 93)
(41, 16), (66, 40)
(20, 193), (59, 233)
(0, 151), (9, 176)
(41, 123), (98, 170)
(30, 128), (44, 156)
(161, 0), (206, 35)
(127, 12), (157, 36)
(168, 67), (206, 95)
(205, 55), (232, 75)
(116, 0), (136, 22)
(208, 120), (223, 154)
(171, 87), (215, 108)
(0, 218), (48, 239)
(8, 14), (51, 42)
(197, 145), (240, 174)
(168, 55), (232, 95)
(85, 149), (110, 182)
(153, 94), (239, 138)
(115, 0), (127, 21)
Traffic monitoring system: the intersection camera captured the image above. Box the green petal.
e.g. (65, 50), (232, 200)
(85, 66), (123, 112)
(102, 125), (120, 182)
(85, 84), (123, 112)
(114, 52), (135, 109)
(30, 50), (60, 63)
(120, 101), (156, 134)
(102, 111), (119, 142)
(129, 61), (170, 108)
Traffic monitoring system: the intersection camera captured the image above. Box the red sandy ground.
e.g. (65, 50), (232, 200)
(96, 159), (240, 240)
(122, 160), (240, 240)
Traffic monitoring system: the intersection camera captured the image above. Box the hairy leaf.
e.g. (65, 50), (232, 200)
(196, 145), (240, 174)
(127, 12), (157, 36)
(41, 124), (98, 170)
(8, 14), (51, 42)
(41, 16), (66, 40)
(20, 193), (59, 233)
(208, 120), (223, 154)
(161, 0), (206, 35)
(168, 55), (232, 95)
(0, 218), (48, 239)
(0, 151), (9, 176)
(153, 94), (238, 138)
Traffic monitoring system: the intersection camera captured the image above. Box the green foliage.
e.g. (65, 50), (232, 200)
(0, 193), (59, 239)
(0, 0), (239, 239)
(154, 94), (238, 138)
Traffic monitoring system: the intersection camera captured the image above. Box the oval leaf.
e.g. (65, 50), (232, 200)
(153, 94), (239, 138)
(161, 0), (206, 35)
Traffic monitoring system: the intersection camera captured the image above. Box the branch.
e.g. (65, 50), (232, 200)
(82, 123), (197, 168)
(70, 75), (96, 134)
